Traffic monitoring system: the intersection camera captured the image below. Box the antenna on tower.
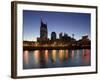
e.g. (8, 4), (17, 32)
(41, 16), (43, 25)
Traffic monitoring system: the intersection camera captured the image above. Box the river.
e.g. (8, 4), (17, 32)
(23, 49), (90, 69)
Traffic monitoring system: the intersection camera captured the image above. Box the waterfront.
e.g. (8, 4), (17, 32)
(23, 49), (90, 69)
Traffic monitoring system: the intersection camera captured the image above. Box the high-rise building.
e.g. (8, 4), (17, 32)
(51, 32), (56, 40)
(59, 32), (63, 39)
(37, 18), (49, 44)
(40, 19), (48, 39)
(64, 33), (68, 38)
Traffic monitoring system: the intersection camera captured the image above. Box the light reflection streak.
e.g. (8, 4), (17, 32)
(76, 50), (79, 60)
(44, 50), (49, 64)
(23, 50), (29, 65)
(82, 49), (90, 64)
(52, 50), (56, 63)
(59, 50), (64, 62)
(71, 50), (74, 61)
(66, 50), (68, 60)
(33, 50), (40, 64)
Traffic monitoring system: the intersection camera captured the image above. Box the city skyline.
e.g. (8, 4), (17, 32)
(23, 10), (91, 41)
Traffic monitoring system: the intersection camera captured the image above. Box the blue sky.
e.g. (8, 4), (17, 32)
(23, 10), (90, 41)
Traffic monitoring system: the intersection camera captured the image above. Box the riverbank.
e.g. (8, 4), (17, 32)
(23, 45), (90, 51)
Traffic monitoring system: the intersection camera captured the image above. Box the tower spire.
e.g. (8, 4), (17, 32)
(41, 16), (43, 25)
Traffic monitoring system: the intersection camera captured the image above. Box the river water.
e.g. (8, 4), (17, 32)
(23, 49), (90, 69)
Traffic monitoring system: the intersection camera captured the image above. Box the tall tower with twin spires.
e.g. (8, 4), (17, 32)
(40, 18), (48, 39)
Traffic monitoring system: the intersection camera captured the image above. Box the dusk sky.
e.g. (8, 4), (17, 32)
(23, 10), (90, 41)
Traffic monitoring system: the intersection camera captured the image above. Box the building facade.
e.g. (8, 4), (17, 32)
(51, 32), (56, 40)
(37, 19), (49, 44)
(40, 19), (48, 39)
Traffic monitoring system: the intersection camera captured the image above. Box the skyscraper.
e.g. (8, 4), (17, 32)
(40, 18), (48, 39)
(37, 18), (49, 44)
(59, 32), (63, 39)
(51, 32), (56, 40)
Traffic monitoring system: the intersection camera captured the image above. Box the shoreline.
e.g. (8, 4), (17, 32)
(23, 45), (90, 51)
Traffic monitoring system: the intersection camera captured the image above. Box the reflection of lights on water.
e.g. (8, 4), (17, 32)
(71, 50), (74, 62)
(52, 50), (56, 63)
(83, 49), (85, 56)
(23, 49), (91, 69)
(86, 49), (90, 54)
(85, 49), (90, 63)
(71, 50), (74, 58)
(76, 50), (79, 59)
(23, 50), (29, 65)
(44, 50), (49, 63)
(82, 49), (90, 64)
(33, 50), (40, 64)
(85, 49), (90, 60)
(59, 50), (64, 62)
(66, 50), (68, 60)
